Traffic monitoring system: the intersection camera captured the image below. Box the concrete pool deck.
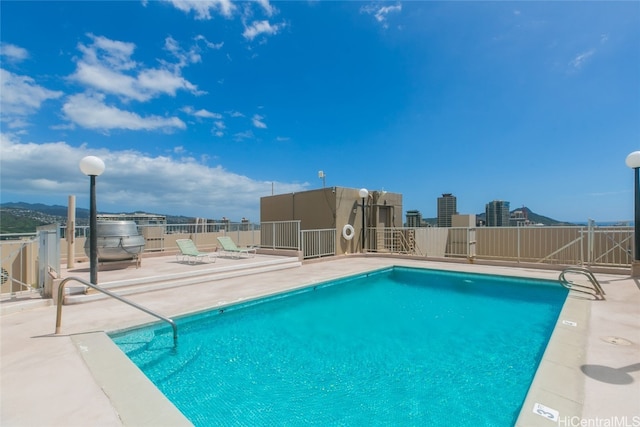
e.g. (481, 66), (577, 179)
(1, 255), (639, 426)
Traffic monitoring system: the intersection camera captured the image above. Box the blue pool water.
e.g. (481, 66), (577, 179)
(111, 267), (567, 426)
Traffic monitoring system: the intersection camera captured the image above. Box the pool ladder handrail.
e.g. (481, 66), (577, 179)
(55, 276), (177, 345)
(558, 266), (605, 300)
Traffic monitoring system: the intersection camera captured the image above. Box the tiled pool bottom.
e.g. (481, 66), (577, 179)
(112, 266), (568, 426)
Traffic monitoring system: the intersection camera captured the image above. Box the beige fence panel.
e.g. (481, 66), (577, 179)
(1, 236), (39, 298)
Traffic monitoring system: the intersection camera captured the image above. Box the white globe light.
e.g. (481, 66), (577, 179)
(626, 151), (640, 169)
(359, 188), (369, 198)
(79, 156), (105, 176)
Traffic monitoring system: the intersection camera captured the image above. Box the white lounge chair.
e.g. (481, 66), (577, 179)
(216, 236), (257, 259)
(176, 239), (217, 264)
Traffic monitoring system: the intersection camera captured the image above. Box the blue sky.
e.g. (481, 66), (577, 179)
(1, 1), (638, 223)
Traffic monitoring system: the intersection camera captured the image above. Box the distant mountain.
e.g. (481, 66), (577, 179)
(513, 207), (574, 226)
(0, 202), (196, 234)
(1, 202), (89, 219)
(1, 203), (82, 234)
(0, 210), (48, 235)
(476, 206), (575, 226)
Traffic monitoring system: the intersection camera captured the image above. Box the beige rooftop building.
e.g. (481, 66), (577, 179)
(260, 187), (402, 255)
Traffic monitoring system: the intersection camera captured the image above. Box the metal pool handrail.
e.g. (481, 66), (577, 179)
(55, 276), (178, 345)
(558, 266), (606, 300)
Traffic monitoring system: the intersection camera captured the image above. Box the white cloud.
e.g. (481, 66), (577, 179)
(165, 0), (283, 42)
(0, 134), (306, 220)
(163, 35), (205, 69)
(165, 0), (236, 20)
(72, 61), (141, 100)
(252, 114), (267, 129)
(70, 34), (202, 102)
(194, 35), (224, 50)
(1, 43), (29, 63)
(62, 93), (186, 131)
(137, 67), (201, 97)
(233, 130), (254, 141)
(182, 106), (223, 119)
(79, 34), (137, 70)
(0, 68), (63, 127)
(570, 49), (595, 70)
(242, 20), (284, 41)
(569, 34), (608, 71)
(256, 0), (276, 17)
(360, 3), (402, 29)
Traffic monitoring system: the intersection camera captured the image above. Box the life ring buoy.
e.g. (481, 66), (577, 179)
(342, 224), (355, 240)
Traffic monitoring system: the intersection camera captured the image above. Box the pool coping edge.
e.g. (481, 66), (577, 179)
(515, 294), (590, 426)
(71, 331), (194, 427)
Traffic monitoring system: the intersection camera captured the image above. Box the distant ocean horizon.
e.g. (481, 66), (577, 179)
(574, 221), (634, 227)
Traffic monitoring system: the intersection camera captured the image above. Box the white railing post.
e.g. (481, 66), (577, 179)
(587, 219), (595, 265)
(272, 222), (276, 250)
(517, 227), (521, 263)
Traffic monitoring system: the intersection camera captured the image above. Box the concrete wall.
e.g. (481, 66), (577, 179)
(260, 188), (337, 229)
(336, 187), (365, 255)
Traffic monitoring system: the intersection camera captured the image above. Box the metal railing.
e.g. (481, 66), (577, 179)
(301, 229), (336, 259)
(1, 221), (635, 301)
(58, 222), (261, 255)
(55, 276), (178, 346)
(61, 221), (260, 238)
(261, 221), (301, 250)
(366, 228), (423, 255)
(474, 226), (633, 267)
(559, 267), (606, 300)
(363, 225), (634, 268)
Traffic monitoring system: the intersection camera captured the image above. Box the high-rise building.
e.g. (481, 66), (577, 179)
(485, 200), (510, 227)
(406, 210), (423, 227)
(437, 193), (457, 227)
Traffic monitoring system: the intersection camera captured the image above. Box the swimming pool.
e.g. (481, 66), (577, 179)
(111, 266), (568, 426)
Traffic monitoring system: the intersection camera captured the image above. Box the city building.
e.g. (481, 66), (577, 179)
(97, 213), (166, 226)
(406, 210), (423, 227)
(509, 209), (543, 227)
(485, 200), (510, 227)
(510, 209), (529, 227)
(437, 193), (457, 227)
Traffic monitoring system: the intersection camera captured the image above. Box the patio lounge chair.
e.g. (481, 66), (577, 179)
(176, 239), (217, 264)
(216, 236), (257, 259)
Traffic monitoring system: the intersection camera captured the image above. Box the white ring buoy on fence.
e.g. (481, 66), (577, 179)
(342, 224), (355, 240)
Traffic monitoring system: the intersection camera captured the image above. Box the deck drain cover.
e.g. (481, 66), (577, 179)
(601, 336), (632, 346)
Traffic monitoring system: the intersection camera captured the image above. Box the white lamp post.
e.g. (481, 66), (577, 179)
(80, 156), (105, 285)
(359, 188), (369, 252)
